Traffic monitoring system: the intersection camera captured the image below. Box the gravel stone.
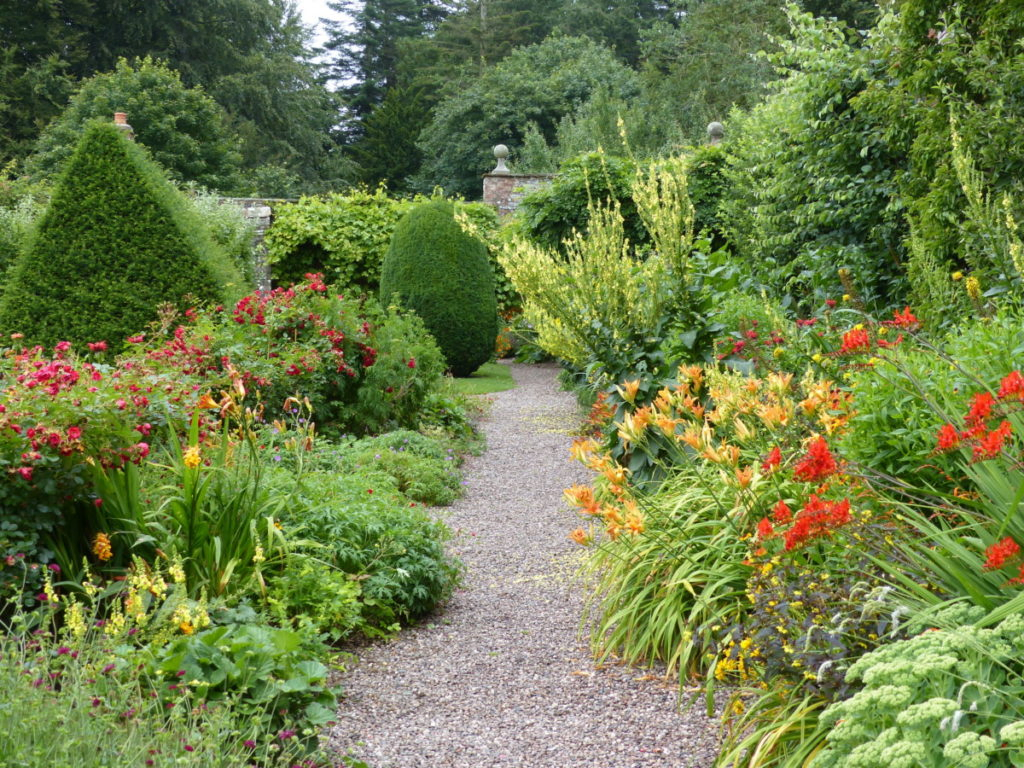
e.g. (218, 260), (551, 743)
(327, 362), (724, 768)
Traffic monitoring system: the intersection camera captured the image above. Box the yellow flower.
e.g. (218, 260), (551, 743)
(842, 294), (851, 302)
(252, 544), (265, 565)
(183, 446), (201, 470)
(811, 353), (823, 363)
(773, 347), (784, 358)
(616, 379), (641, 404)
(952, 270), (964, 281)
(92, 532), (113, 562)
(568, 527), (591, 546)
(179, 621), (194, 635)
(965, 275), (982, 300)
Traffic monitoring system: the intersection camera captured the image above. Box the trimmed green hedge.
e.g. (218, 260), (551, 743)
(264, 188), (517, 310)
(0, 122), (244, 348)
(380, 200), (497, 377)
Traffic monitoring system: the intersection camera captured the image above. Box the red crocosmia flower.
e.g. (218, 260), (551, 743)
(972, 420), (1013, 462)
(772, 499), (792, 524)
(827, 497), (851, 526)
(998, 371), (1024, 401)
(887, 306), (919, 328)
(761, 446), (782, 473)
(983, 536), (1020, 570)
(936, 423), (960, 452)
(966, 391), (995, 429)
(838, 328), (871, 355)
(756, 517), (775, 540)
(877, 333), (903, 349)
(792, 437), (838, 482)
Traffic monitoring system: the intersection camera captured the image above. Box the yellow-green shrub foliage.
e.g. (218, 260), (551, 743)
(0, 123), (243, 347)
(498, 156), (694, 378)
(380, 200), (497, 377)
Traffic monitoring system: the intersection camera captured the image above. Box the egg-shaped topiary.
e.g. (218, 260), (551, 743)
(0, 121), (244, 349)
(380, 200), (496, 377)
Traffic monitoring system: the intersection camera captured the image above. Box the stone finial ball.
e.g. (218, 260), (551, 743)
(707, 122), (725, 140)
(493, 144), (510, 159)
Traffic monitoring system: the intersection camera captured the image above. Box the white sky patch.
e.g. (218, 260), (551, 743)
(293, 0), (346, 47)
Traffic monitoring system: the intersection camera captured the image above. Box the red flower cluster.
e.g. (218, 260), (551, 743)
(761, 446), (782, 474)
(884, 306), (919, 329)
(783, 496), (851, 550)
(838, 328), (871, 355)
(758, 495), (852, 550)
(984, 536), (1020, 570)
(792, 437), (838, 482)
(936, 372), (1023, 461)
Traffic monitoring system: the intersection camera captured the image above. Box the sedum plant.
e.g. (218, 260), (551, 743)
(811, 605), (1024, 768)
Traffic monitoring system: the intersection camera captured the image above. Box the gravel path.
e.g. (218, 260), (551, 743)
(327, 361), (723, 768)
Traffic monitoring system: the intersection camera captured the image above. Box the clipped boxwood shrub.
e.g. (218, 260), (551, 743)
(380, 200), (497, 377)
(264, 188), (517, 311)
(0, 122), (243, 348)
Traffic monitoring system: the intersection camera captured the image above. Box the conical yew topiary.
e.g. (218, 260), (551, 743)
(0, 121), (243, 348)
(380, 200), (497, 377)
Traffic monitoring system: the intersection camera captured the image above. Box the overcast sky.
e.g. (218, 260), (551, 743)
(294, 0), (344, 46)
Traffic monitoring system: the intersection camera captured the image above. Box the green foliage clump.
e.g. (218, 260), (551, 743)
(514, 152), (642, 254)
(275, 467), (460, 627)
(27, 58), (242, 192)
(812, 606), (1024, 768)
(265, 189), (516, 311)
(0, 122), (244, 348)
(415, 36), (640, 198)
(381, 200), (497, 377)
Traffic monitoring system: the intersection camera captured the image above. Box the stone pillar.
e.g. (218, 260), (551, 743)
(481, 144), (554, 218)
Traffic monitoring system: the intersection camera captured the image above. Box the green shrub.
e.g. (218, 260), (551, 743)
(380, 200), (497, 377)
(0, 122), (244, 348)
(274, 467), (461, 627)
(812, 606), (1024, 768)
(513, 151), (643, 255)
(264, 189), (516, 311)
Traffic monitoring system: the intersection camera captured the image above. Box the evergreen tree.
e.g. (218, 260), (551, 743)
(324, 0), (448, 121)
(0, 122), (243, 347)
(349, 87), (428, 192)
(27, 58), (243, 192)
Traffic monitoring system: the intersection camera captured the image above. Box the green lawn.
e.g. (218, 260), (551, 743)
(450, 361), (517, 395)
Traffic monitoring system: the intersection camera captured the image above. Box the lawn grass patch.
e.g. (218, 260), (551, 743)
(449, 362), (516, 395)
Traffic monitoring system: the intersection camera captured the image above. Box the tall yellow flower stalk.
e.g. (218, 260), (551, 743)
(498, 152), (695, 379)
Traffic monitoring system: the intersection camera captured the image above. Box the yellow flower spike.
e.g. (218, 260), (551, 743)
(92, 532), (113, 562)
(617, 379), (641, 404)
(965, 275), (982, 301)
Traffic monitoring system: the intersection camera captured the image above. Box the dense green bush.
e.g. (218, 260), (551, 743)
(381, 200), (497, 377)
(721, 9), (907, 312)
(0, 122), (244, 348)
(264, 188), (517, 311)
(513, 152), (642, 254)
(27, 58), (242, 192)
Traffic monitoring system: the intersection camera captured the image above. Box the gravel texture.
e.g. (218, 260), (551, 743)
(328, 362), (724, 768)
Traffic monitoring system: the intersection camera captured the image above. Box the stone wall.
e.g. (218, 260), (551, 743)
(482, 173), (553, 218)
(217, 197), (292, 291)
